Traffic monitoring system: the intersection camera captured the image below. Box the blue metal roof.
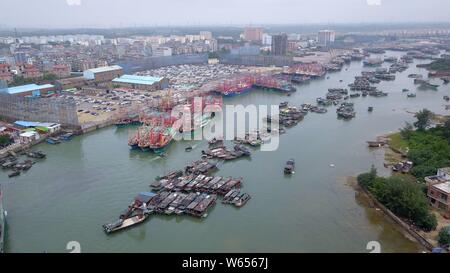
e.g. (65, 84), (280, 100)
(14, 121), (59, 128)
(5, 84), (54, 95)
(112, 74), (163, 86)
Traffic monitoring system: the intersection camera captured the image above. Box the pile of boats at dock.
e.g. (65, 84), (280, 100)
(103, 156), (251, 234)
(264, 102), (307, 129)
(336, 102), (356, 119)
(46, 131), (75, 145)
(105, 131), (268, 233)
(388, 161), (413, 174)
(348, 73), (389, 97)
(1, 150), (46, 178)
(201, 144), (251, 161)
(213, 74), (297, 97)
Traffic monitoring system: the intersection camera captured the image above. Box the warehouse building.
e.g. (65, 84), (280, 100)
(55, 76), (91, 91)
(83, 65), (123, 82)
(112, 74), (169, 91)
(1, 83), (55, 97)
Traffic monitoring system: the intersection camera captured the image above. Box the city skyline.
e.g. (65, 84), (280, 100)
(0, 0), (450, 28)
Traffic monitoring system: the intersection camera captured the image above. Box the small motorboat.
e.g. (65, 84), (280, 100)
(407, 93), (416, 98)
(46, 137), (61, 145)
(368, 106), (374, 112)
(8, 171), (20, 178)
(284, 159), (295, 174)
(27, 150), (46, 159)
(185, 146), (193, 152)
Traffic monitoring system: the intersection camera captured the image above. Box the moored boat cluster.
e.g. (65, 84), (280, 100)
(1, 150), (46, 178)
(103, 158), (251, 234)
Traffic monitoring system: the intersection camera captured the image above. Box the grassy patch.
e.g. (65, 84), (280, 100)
(388, 132), (409, 154)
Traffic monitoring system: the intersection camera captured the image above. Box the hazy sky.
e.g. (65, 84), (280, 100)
(1, 0), (450, 28)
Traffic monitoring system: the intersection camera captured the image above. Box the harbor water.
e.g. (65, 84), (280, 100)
(2, 51), (449, 252)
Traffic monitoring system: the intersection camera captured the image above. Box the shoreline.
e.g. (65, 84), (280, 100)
(355, 129), (450, 252)
(347, 176), (434, 252)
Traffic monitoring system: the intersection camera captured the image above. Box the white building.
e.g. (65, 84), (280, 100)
(205, 39), (218, 52)
(153, 47), (172, 57)
(262, 33), (272, 46)
(19, 131), (40, 143)
(318, 30), (335, 47)
(200, 31), (213, 40)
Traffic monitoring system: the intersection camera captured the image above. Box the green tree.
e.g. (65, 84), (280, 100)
(400, 122), (414, 140)
(413, 109), (434, 131)
(43, 73), (57, 81)
(360, 169), (438, 231)
(0, 134), (13, 148)
(357, 165), (377, 189)
(442, 120), (450, 141)
(438, 227), (450, 246)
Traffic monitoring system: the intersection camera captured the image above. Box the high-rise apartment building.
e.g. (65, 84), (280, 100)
(318, 30), (336, 47)
(271, 34), (288, 56)
(243, 27), (264, 42)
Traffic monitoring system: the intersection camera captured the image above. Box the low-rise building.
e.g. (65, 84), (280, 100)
(19, 131), (40, 144)
(52, 64), (71, 78)
(0, 64), (13, 83)
(55, 76), (90, 91)
(14, 121), (61, 134)
(18, 64), (43, 79)
(83, 65), (123, 82)
(112, 74), (169, 91)
(153, 47), (172, 57)
(426, 168), (450, 215)
(2, 83), (55, 97)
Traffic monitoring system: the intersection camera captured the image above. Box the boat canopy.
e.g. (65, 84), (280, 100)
(135, 192), (156, 203)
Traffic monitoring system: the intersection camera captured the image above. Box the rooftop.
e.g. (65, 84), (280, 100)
(112, 74), (164, 86)
(4, 84), (54, 95)
(20, 131), (38, 137)
(14, 120), (60, 128)
(433, 181), (450, 194)
(85, 65), (122, 74)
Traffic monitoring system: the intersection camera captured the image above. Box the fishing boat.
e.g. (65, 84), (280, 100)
(284, 159), (295, 174)
(367, 141), (385, 148)
(46, 137), (61, 145)
(234, 193), (251, 207)
(214, 81), (253, 97)
(0, 186), (5, 253)
(8, 171), (20, 178)
(103, 214), (148, 234)
(59, 132), (74, 141)
(27, 150), (46, 159)
(115, 118), (141, 128)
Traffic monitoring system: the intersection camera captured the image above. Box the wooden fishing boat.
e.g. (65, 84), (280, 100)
(284, 159), (295, 174)
(103, 214), (148, 234)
